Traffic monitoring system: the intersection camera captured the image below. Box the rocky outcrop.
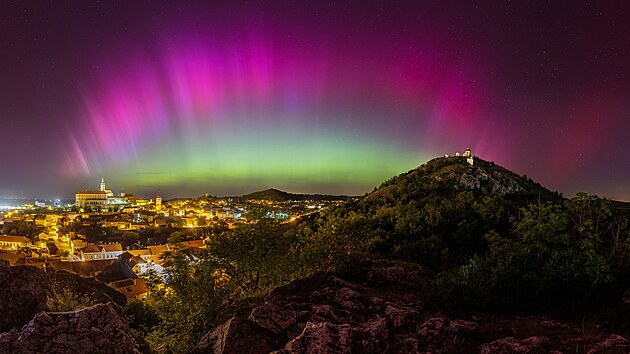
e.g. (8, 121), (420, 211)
(0, 303), (147, 354)
(198, 259), (630, 354)
(51, 270), (128, 305)
(587, 334), (630, 354)
(0, 265), (126, 332)
(0, 265), (51, 332)
(195, 317), (277, 354)
(455, 168), (524, 196)
(479, 336), (551, 353)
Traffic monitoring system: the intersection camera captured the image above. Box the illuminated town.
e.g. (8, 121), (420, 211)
(0, 178), (347, 301)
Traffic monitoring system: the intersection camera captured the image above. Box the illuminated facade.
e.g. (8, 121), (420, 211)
(81, 243), (123, 261)
(156, 192), (162, 211)
(0, 235), (29, 250)
(464, 148), (474, 165)
(76, 178), (134, 207)
(75, 190), (108, 207)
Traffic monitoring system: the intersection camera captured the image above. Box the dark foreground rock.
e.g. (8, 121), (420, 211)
(0, 265), (126, 332)
(196, 316), (278, 354)
(197, 259), (630, 354)
(0, 302), (148, 354)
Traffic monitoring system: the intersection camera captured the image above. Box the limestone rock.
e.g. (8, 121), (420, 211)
(0, 265), (51, 332)
(385, 304), (420, 329)
(0, 266), (126, 332)
(285, 322), (354, 354)
(249, 301), (298, 335)
(283, 318), (388, 354)
(198, 259), (628, 354)
(0, 303), (147, 354)
(479, 336), (551, 353)
(586, 334), (630, 354)
(457, 168), (524, 196)
(397, 338), (420, 354)
(195, 317), (276, 354)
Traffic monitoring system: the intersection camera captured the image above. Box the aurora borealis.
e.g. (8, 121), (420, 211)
(1, 1), (630, 200)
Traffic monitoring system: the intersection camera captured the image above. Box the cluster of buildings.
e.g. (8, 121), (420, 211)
(444, 148), (475, 166)
(0, 178), (343, 301)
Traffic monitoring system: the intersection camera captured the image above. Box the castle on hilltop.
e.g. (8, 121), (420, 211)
(444, 148), (474, 166)
(75, 178), (136, 208)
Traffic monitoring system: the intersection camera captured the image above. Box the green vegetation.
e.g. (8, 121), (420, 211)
(207, 218), (300, 293)
(2, 220), (40, 242)
(431, 195), (628, 313)
(126, 158), (630, 353)
(142, 249), (235, 353)
(121, 231), (140, 248)
(46, 285), (96, 312)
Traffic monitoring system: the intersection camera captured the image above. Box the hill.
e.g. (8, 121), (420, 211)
(365, 156), (562, 203)
(613, 200), (630, 216)
(238, 188), (354, 202)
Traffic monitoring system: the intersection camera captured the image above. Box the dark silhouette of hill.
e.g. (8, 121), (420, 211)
(166, 189), (354, 203)
(238, 188), (354, 202)
(612, 200), (630, 216)
(365, 156), (562, 204)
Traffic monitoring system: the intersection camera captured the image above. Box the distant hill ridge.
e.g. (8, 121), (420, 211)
(238, 188), (354, 202)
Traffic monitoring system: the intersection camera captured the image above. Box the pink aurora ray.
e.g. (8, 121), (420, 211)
(65, 28), (495, 180)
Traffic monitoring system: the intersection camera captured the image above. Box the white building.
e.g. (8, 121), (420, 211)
(81, 243), (123, 261)
(75, 190), (108, 207)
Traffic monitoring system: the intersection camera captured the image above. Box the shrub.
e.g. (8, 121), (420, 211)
(46, 285), (96, 312)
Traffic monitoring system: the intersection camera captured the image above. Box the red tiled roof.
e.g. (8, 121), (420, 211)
(127, 249), (150, 256)
(178, 239), (205, 249)
(76, 190), (107, 195)
(102, 243), (122, 252)
(0, 235), (28, 244)
(130, 255), (146, 264)
(110, 278), (148, 300)
(83, 243), (122, 253)
(0, 253), (25, 265)
(147, 245), (170, 255)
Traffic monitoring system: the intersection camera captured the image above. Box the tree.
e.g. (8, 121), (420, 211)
(207, 218), (298, 294)
(145, 249), (234, 353)
(122, 231), (140, 248)
(167, 231), (185, 244)
(299, 211), (383, 273)
(431, 201), (617, 312)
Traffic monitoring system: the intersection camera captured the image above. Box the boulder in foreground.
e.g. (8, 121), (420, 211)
(0, 302), (148, 354)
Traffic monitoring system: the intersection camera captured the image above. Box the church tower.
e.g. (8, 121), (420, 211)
(100, 178), (106, 192)
(156, 191), (162, 212)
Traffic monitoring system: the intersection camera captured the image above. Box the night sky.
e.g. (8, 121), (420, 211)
(1, 1), (629, 200)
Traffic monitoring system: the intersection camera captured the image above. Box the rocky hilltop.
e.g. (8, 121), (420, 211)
(0, 264), (146, 353)
(365, 156), (561, 203)
(196, 259), (630, 353)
